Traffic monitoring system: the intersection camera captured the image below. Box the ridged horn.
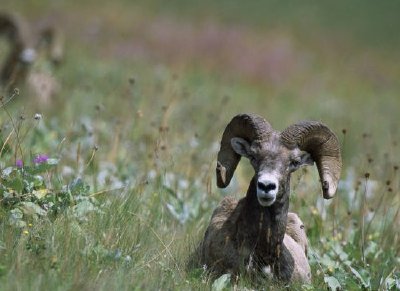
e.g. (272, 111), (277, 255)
(216, 113), (272, 188)
(281, 121), (342, 199)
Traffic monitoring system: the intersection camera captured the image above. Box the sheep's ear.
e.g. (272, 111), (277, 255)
(300, 152), (314, 166)
(231, 137), (252, 159)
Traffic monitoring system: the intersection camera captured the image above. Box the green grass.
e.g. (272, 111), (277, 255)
(1, 1), (400, 290)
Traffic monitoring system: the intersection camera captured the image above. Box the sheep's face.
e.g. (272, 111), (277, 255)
(231, 134), (314, 207)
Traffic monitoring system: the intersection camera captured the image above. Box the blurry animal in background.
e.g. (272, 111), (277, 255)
(0, 11), (64, 104)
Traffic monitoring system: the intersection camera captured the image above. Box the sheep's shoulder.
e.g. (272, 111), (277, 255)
(201, 196), (244, 274)
(209, 196), (240, 227)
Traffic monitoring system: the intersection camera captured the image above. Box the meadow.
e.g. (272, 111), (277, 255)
(0, 1), (400, 290)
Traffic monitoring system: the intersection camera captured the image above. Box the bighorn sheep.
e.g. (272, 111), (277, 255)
(198, 113), (341, 283)
(0, 11), (63, 101)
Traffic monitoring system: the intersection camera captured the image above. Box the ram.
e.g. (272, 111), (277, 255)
(197, 113), (341, 283)
(0, 11), (63, 101)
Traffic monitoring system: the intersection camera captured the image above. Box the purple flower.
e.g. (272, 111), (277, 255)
(16, 159), (23, 168)
(33, 154), (49, 165)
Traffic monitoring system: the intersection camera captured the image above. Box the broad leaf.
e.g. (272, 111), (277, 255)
(324, 276), (341, 290)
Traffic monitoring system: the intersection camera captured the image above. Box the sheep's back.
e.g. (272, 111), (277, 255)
(282, 234), (311, 283)
(286, 212), (308, 254)
(282, 212), (311, 283)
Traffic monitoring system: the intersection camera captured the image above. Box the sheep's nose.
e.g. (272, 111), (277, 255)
(257, 181), (276, 193)
(256, 173), (279, 206)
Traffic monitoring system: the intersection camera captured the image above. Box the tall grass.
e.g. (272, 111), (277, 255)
(1, 1), (400, 290)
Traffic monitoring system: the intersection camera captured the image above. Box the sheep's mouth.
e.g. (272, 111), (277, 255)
(257, 196), (276, 207)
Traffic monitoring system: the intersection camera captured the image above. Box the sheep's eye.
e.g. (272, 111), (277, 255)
(290, 159), (301, 168)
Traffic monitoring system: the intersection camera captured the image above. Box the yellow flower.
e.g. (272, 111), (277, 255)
(51, 256), (58, 266)
(28, 223), (33, 227)
(23, 230), (29, 235)
(311, 207), (318, 215)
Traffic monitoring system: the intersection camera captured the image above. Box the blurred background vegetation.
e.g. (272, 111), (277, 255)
(1, 0), (399, 290)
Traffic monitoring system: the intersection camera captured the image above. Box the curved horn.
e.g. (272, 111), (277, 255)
(216, 113), (272, 188)
(281, 121), (342, 199)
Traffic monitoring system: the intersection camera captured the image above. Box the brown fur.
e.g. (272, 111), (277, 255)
(283, 213), (311, 283)
(197, 178), (310, 283)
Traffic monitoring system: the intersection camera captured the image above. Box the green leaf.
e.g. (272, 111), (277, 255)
(324, 276), (341, 291)
(30, 163), (55, 174)
(46, 158), (59, 165)
(384, 277), (396, 289)
(1, 167), (14, 178)
(212, 273), (231, 291)
(8, 208), (26, 228)
(348, 265), (370, 289)
(69, 178), (90, 196)
(1, 168), (24, 193)
(33, 189), (49, 199)
(20, 201), (47, 216)
(320, 254), (337, 269)
(364, 241), (378, 259)
(73, 200), (97, 218)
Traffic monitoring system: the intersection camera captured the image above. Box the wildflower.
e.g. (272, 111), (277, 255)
(311, 206), (318, 215)
(23, 230), (29, 235)
(16, 159), (23, 168)
(51, 256), (57, 263)
(33, 154), (49, 164)
(34, 113), (42, 120)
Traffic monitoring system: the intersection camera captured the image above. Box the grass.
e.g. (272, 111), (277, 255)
(1, 1), (400, 290)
